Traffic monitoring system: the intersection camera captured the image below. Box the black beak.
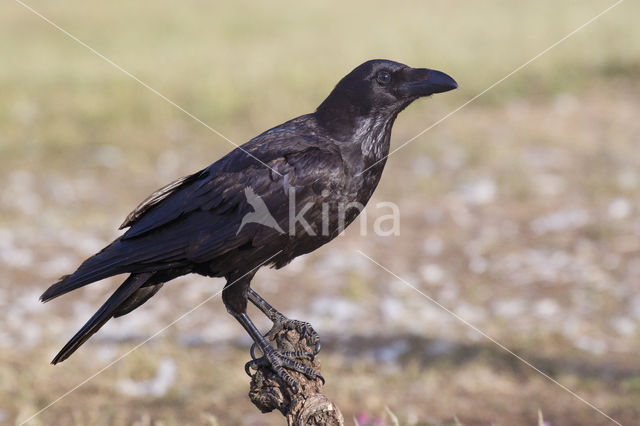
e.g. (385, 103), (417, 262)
(397, 68), (458, 97)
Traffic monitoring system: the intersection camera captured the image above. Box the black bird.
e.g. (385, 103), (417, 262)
(42, 59), (457, 390)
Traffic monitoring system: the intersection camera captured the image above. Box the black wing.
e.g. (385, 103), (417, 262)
(119, 171), (205, 230)
(120, 120), (344, 249)
(42, 117), (345, 301)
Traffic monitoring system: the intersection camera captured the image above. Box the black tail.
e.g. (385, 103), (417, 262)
(51, 272), (154, 364)
(41, 240), (128, 303)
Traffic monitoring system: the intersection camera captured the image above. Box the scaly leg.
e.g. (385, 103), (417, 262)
(247, 287), (321, 357)
(229, 310), (323, 393)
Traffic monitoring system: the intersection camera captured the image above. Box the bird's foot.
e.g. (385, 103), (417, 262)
(245, 317), (323, 392)
(245, 343), (324, 393)
(263, 317), (322, 356)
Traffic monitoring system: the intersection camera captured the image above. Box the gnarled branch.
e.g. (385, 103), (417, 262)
(247, 326), (344, 426)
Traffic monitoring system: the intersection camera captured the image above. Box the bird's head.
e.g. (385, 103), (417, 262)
(316, 59), (457, 137)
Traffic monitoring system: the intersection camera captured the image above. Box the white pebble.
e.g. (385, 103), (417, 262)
(419, 264), (445, 284)
(607, 198), (631, 220)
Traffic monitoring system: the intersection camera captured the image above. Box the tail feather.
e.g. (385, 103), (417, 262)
(51, 272), (153, 364)
(41, 241), (127, 303)
(113, 283), (164, 318)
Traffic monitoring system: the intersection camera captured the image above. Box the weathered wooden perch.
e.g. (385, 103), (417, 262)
(247, 325), (344, 426)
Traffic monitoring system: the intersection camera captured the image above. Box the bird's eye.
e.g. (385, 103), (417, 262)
(376, 71), (392, 85)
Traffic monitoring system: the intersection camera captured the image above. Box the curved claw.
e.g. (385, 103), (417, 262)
(245, 356), (269, 377)
(245, 359), (255, 377)
(250, 342), (261, 360)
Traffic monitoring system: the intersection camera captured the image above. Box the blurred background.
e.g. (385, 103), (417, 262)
(1, 0), (639, 424)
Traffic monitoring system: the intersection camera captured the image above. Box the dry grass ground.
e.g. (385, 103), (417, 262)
(1, 1), (639, 425)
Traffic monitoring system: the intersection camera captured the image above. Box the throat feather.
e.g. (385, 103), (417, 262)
(355, 115), (393, 161)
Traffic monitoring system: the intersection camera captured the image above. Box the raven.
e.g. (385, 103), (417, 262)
(42, 59), (457, 390)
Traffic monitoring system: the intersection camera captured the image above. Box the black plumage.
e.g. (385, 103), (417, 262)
(42, 59), (457, 387)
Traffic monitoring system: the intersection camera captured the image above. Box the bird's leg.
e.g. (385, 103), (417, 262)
(229, 310), (323, 393)
(247, 287), (321, 357)
(223, 273), (323, 391)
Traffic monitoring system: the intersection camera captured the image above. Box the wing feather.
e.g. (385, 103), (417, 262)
(119, 170), (206, 230)
(119, 118), (343, 248)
